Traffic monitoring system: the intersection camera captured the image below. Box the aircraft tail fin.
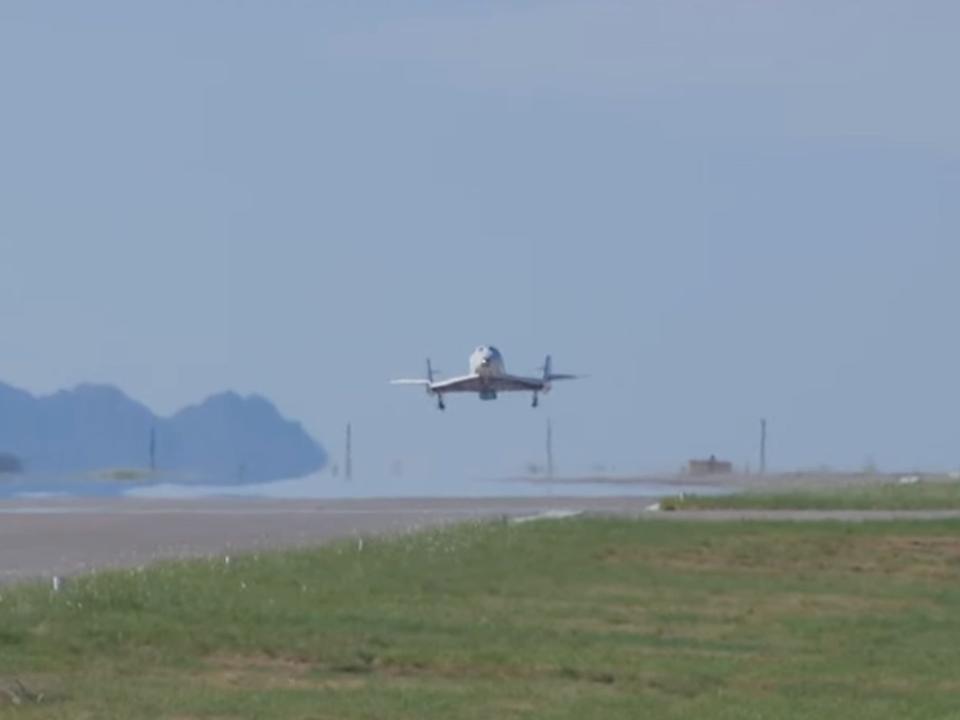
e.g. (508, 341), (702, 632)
(542, 354), (581, 382)
(426, 358), (435, 384)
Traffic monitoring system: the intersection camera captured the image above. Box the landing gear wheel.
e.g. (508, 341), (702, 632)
(437, 396), (446, 411)
(532, 393), (539, 408)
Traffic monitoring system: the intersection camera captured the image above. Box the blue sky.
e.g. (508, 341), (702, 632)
(1, 1), (958, 483)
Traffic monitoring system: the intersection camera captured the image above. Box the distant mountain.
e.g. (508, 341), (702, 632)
(0, 382), (326, 483)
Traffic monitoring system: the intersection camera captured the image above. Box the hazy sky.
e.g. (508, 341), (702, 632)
(1, 1), (958, 483)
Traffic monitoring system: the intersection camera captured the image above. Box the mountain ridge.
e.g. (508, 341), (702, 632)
(0, 382), (326, 483)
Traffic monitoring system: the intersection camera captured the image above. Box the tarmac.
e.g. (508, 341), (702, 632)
(3, 494), (959, 586)
(0, 496), (656, 585)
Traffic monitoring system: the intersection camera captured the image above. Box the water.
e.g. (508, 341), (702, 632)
(125, 474), (730, 500)
(1, 472), (731, 501)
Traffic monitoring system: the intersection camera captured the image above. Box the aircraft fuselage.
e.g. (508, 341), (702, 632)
(469, 345), (507, 378)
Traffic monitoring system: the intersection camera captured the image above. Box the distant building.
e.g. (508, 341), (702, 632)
(688, 455), (733, 476)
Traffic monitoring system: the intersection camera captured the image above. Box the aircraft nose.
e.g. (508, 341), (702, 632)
(474, 346), (495, 369)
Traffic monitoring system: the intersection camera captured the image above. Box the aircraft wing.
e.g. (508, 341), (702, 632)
(485, 375), (546, 392)
(428, 374), (486, 394)
(432, 374), (547, 394)
(394, 374), (553, 394)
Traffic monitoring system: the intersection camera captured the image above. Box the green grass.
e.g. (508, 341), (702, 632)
(665, 480), (960, 511)
(3, 518), (960, 718)
(90, 468), (156, 482)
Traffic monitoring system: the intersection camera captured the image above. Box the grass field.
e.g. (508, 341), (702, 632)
(665, 480), (960, 511)
(2, 517), (960, 719)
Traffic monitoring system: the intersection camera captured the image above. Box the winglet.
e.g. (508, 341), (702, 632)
(542, 355), (553, 382)
(543, 354), (581, 382)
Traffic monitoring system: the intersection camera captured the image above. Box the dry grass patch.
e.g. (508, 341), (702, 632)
(200, 653), (322, 691)
(845, 535), (960, 578)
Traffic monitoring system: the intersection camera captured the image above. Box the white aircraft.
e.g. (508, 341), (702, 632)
(391, 345), (580, 410)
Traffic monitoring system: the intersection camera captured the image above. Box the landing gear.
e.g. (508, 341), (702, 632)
(437, 395), (446, 411)
(532, 393), (539, 408)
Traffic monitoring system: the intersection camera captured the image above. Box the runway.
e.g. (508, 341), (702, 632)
(4, 496), (959, 586)
(0, 495), (657, 585)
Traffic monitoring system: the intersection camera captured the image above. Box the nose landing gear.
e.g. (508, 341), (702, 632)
(436, 395), (446, 411)
(532, 393), (539, 408)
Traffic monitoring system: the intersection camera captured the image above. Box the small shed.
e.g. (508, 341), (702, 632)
(688, 455), (733, 476)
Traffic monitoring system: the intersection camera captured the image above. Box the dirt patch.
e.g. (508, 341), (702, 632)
(630, 531), (960, 581)
(774, 534), (960, 580)
(200, 653), (345, 691)
(0, 675), (63, 707)
(749, 590), (924, 618)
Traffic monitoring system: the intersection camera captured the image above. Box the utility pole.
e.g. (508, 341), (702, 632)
(760, 418), (767, 475)
(149, 426), (156, 472)
(345, 422), (353, 481)
(546, 418), (554, 480)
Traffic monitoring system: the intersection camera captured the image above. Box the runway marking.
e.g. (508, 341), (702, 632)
(511, 510), (583, 524)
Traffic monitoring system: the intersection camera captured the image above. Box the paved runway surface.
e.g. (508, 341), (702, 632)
(0, 496), (658, 585)
(4, 496), (959, 586)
